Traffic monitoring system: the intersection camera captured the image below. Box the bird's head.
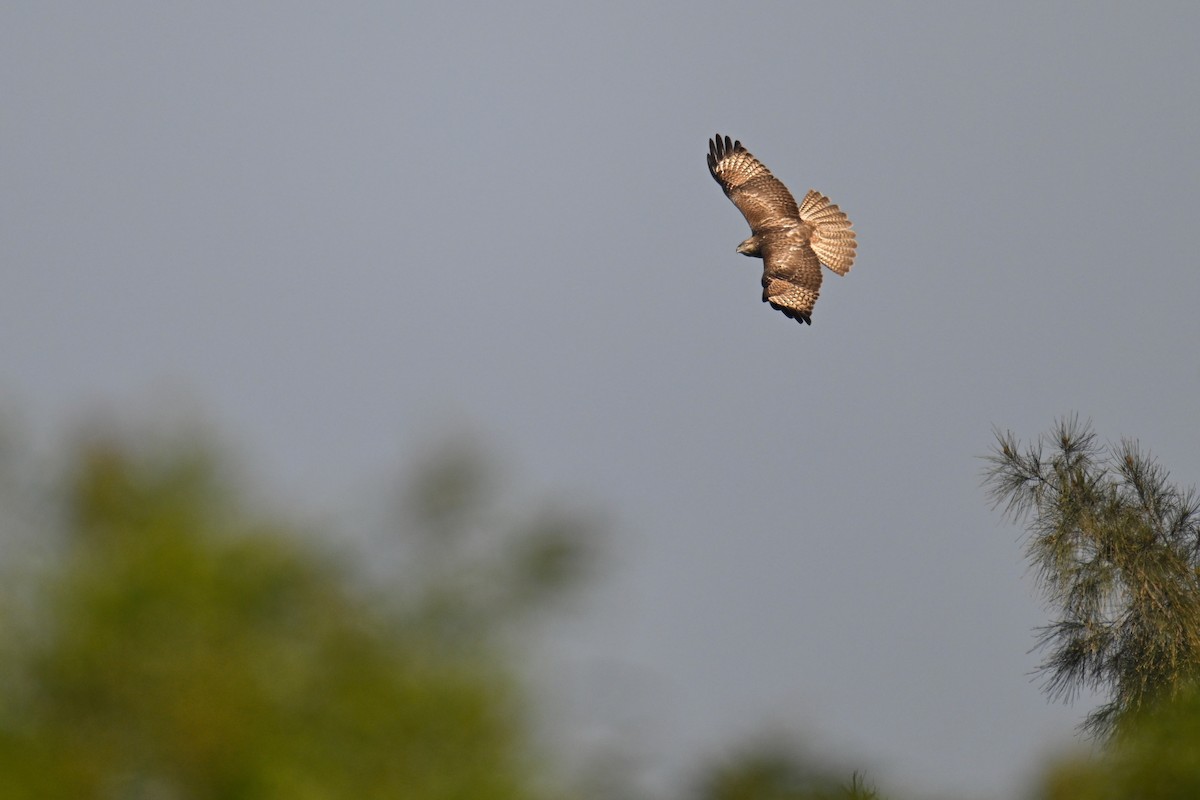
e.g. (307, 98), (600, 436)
(736, 236), (761, 257)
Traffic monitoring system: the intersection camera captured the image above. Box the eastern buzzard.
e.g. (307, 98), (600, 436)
(707, 134), (856, 325)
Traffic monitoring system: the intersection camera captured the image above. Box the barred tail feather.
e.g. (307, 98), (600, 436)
(799, 190), (857, 275)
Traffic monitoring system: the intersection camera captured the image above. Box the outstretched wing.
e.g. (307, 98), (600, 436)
(707, 134), (799, 234)
(760, 235), (823, 325)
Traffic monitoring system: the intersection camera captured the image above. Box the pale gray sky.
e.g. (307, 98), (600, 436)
(4, 3), (1199, 797)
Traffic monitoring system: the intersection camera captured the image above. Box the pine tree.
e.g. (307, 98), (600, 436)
(984, 416), (1200, 736)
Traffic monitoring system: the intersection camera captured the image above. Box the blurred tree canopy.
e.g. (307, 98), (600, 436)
(1039, 678), (1200, 800)
(0, 428), (597, 799)
(695, 740), (879, 800)
(984, 416), (1200, 738)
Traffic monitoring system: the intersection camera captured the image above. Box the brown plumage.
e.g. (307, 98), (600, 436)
(707, 134), (856, 325)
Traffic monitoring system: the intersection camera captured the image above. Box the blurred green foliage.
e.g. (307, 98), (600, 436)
(396, 440), (601, 648)
(0, 423), (892, 800)
(1039, 680), (1200, 800)
(697, 742), (880, 800)
(0, 431), (598, 799)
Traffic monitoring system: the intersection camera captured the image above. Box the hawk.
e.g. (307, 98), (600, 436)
(707, 134), (856, 325)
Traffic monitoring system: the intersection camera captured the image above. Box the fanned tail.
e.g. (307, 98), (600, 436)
(799, 190), (856, 275)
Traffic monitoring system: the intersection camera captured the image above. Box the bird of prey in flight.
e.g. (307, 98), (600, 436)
(707, 134), (857, 325)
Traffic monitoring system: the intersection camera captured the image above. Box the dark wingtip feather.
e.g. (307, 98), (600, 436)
(766, 299), (812, 325)
(709, 135), (729, 177)
(709, 133), (747, 163)
(709, 134), (745, 161)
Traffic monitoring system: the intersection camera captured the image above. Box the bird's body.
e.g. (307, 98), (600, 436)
(707, 135), (856, 325)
